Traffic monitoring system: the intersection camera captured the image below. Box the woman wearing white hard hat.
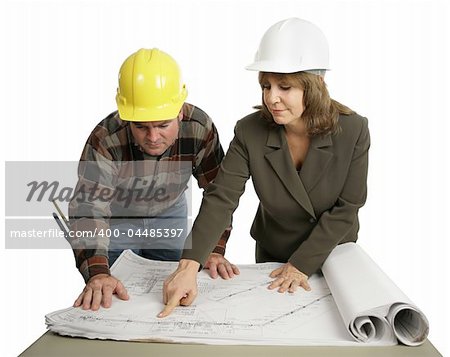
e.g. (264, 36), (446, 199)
(160, 18), (370, 317)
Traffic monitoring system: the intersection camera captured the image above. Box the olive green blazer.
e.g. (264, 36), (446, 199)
(182, 111), (370, 275)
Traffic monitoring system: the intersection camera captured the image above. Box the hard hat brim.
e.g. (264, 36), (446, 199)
(245, 61), (330, 74)
(117, 89), (187, 122)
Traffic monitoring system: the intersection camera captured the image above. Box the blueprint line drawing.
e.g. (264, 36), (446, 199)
(213, 280), (272, 301)
(46, 243), (429, 346)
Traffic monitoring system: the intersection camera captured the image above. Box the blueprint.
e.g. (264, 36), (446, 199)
(46, 244), (429, 346)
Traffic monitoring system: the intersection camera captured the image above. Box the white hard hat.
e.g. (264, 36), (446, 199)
(246, 18), (330, 74)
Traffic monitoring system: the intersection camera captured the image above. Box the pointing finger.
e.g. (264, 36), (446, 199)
(158, 296), (180, 318)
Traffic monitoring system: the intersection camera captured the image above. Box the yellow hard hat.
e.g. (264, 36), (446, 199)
(115, 48), (188, 122)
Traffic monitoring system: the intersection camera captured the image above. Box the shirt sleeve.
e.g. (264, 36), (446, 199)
(288, 117), (370, 276)
(192, 120), (225, 189)
(68, 136), (116, 282)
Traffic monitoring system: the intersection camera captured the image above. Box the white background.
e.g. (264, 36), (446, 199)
(1, 0), (449, 356)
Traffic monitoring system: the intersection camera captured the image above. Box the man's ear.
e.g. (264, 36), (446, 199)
(177, 110), (183, 121)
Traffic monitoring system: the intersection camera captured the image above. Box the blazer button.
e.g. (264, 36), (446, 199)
(309, 218), (316, 223)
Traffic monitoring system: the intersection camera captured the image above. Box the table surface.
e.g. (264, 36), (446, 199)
(19, 331), (443, 357)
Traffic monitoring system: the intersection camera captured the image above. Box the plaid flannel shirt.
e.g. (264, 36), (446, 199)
(69, 103), (231, 282)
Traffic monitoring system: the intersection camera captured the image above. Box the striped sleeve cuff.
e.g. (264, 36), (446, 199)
(212, 226), (232, 256)
(79, 256), (111, 283)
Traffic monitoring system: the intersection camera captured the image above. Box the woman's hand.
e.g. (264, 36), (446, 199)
(158, 259), (200, 318)
(268, 262), (311, 293)
(204, 253), (240, 279)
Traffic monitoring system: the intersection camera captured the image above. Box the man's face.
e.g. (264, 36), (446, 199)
(130, 113), (181, 156)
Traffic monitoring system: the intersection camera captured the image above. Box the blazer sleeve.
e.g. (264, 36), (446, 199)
(288, 117), (370, 276)
(181, 121), (251, 264)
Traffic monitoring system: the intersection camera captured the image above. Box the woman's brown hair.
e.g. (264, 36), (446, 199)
(258, 72), (354, 137)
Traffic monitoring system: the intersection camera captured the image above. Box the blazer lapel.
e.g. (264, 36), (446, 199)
(265, 127), (316, 218)
(300, 134), (333, 192)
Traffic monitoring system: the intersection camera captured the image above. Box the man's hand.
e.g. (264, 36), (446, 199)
(204, 253), (240, 279)
(73, 274), (129, 311)
(268, 262), (311, 293)
(158, 259), (200, 318)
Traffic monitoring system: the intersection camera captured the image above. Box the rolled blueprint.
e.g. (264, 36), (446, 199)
(322, 243), (429, 346)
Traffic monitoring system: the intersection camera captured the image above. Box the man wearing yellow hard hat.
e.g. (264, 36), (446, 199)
(68, 48), (238, 311)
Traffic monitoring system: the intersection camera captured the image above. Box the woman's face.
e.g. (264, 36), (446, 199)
(261, 73), (305, 127)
